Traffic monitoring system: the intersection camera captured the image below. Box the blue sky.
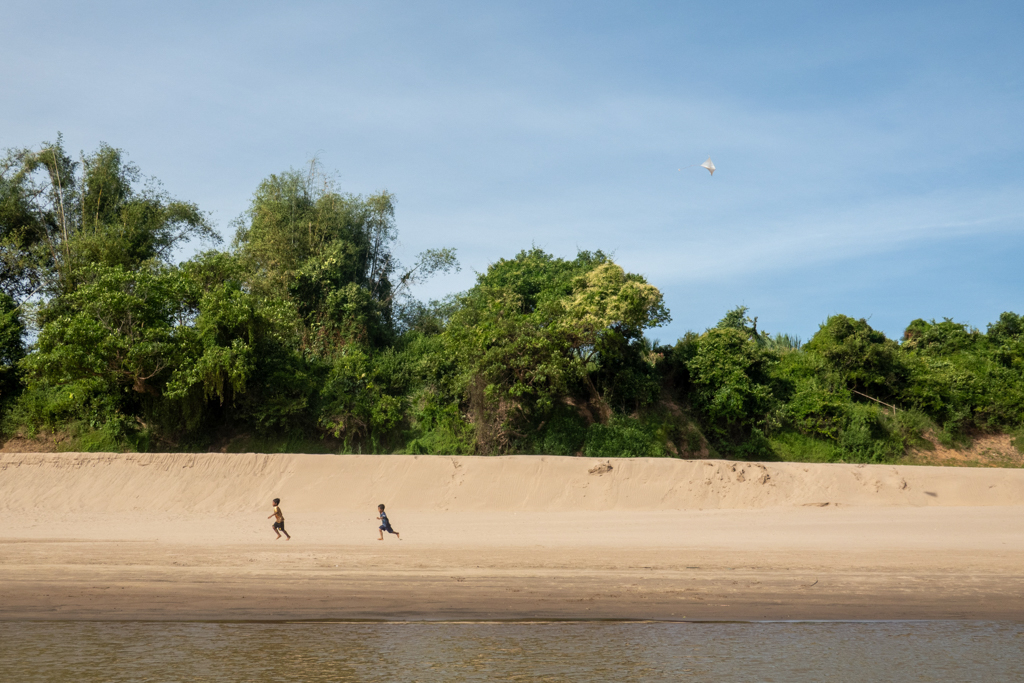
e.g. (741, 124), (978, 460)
(2, 1), (1022, 342)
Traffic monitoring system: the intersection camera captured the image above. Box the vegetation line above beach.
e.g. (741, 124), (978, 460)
(2, 138), (1023, 463)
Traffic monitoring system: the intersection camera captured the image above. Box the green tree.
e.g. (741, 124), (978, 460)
(13, 264), (186, 443)
(899, 315), (1024, 437)
(233, 164), (457, 352)
(24, 264), (183, 397)
(804, 315), (906, 401)
(987, 312), (1024, 373)
(443, 249), (669, 452)
(163, 252), (310, 436)
(0, 136), (216, 302)
(685, 325), (781, 458)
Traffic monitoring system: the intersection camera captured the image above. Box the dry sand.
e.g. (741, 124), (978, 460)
(2, 452), (1023, 621)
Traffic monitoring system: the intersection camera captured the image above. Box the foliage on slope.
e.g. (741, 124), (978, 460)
(2, 139), (1023, 461)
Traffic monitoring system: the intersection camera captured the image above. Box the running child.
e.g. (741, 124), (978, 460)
(377, 504), (400, 540)
(268, 498), (291, 540)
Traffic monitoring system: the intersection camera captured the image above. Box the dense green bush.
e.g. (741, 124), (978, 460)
(583, 415), (664, 458)
(440, 248), (670, 450)
(537, 406), (589, 456)
(681, 314), (783, 459)
(804, 314), (907, 400)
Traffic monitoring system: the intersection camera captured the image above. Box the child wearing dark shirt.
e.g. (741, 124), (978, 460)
(377, 504), (400, 540)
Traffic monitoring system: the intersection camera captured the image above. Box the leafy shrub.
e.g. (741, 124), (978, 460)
(442, 249), (669, 450)
(685, 326), (781, 458)
(405, 396), (474, 455)
(537, 406), (588, 455)
(835, 404), (897, 462)
(900, 315), (1024, 434)
(594, 334), (661, 413)
(583, 415), (664, 458)
(831, 405), (930, 464)
(318, 346), (409, 442)
(987, 312), (1024, 344)
(769, 431), (837, 463)
(6, 378), (113, 435)
(804, 315), (906, 400)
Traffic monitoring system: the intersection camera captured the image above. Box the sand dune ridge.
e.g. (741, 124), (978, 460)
(2, 452), (1021, 513)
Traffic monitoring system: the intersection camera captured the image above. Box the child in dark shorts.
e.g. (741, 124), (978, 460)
(268, 497), (291, 540)
(377, 504), (400, 540)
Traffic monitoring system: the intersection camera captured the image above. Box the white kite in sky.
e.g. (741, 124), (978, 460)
(679, 156), (716, 176)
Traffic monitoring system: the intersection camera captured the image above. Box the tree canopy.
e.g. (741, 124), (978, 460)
(2, 138), (1022, 462)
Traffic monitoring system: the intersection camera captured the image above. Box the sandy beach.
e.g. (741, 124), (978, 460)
(1, 452), (1023, 621)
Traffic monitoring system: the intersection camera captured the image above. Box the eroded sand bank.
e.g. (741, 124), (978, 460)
(2, 453), (1022, 620)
